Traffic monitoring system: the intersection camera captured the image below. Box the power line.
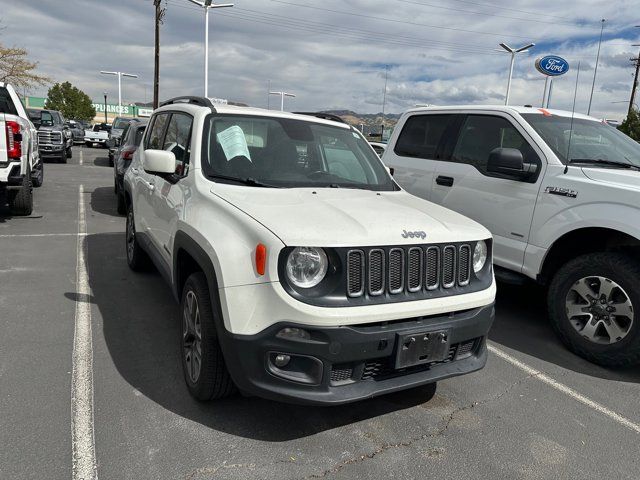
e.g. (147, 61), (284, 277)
(268, 0), (534, 40)
(446, 0), (573, 20)
(396, 0), (578, 27)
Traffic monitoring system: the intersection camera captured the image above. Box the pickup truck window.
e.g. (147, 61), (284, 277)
(522, 114), (640, 167)
(452, 115), (540, 176)
(203, 114), (395, 190)
(0, 87), (19, 116)
(394, 114), (452, 159)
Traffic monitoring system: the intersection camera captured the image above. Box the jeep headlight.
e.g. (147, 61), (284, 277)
(286, 247), (328, 288)
(473, 240), (488, 273)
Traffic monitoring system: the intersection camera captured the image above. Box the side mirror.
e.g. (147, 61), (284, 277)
(143, 149), (176, 174)
(487, 147), (531, 179)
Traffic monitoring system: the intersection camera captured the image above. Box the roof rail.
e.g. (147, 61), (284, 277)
(160, 96), (216, 111)
(293, 112), (346, 124)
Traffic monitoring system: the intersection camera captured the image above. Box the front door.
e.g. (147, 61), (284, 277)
(430, 113), (546, 272)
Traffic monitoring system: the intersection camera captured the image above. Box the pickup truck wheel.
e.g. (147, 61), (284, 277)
(125, 205), (150, 270)
(548, 253), (640, 367)
(85, 141), (92, 148)
(59, 148), (67, 164)
(66, 146), (73, 159)
(32, 163), (44, 188)
(180, 272), (236, 401)
(8, 175), (33, 216)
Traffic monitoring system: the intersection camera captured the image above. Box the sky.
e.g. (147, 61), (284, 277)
(2, 0), (640, 119)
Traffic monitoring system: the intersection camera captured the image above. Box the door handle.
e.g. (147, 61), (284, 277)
(436, 175), (454, 187)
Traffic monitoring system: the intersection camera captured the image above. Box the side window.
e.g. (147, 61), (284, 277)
(146, 113), (170, 150)
(451, 115), (540, 176)
(163, 113), (193, 175)
(394, 114), (452, 159)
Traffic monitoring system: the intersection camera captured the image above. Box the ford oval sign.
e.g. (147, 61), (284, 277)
(535, 56), (570, 76)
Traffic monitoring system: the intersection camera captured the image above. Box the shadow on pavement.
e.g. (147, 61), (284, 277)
(85, 232), (437, 442)
(489, 282), (640, 383)
(90, 187), (121, 217)
(92, 156), (111, 168)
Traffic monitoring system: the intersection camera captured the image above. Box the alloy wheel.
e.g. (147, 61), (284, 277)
(565, 276), (634, 345)
(182, 290), (203, 383)
(126, 209), (135, 261)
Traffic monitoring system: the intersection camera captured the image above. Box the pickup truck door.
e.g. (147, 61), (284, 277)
(429, 113), (545, 272)
(383, 114), (458, 201)
(147, 112), (194, 265)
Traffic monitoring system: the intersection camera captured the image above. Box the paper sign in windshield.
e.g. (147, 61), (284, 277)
(217, 125), (251, 162)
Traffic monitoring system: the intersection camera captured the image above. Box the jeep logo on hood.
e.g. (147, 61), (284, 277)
(401, 230), (426, 239)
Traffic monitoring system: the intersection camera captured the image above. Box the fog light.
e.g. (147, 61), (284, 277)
(274, 354), (291, 367)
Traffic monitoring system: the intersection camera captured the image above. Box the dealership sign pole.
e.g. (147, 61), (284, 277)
(535, 55), (570, 108)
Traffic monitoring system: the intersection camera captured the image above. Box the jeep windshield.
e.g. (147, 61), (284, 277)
(522, 114), (640, 168)
(202, 114), (397, 191)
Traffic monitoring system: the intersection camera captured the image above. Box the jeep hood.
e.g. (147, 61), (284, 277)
(581, 167), (640, 191)
(211, 185), (490, 247)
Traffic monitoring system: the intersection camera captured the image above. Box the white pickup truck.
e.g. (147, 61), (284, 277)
(84, 123), (111, 147)
(0, 82), (42, 215)
(384, 105), (640, 367)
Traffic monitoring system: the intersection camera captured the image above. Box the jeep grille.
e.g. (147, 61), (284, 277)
(347, 243), (473, 298)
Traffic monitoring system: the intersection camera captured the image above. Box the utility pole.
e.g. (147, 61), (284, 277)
(153, 0), (165, 109)
(100, 71), (138, 115)
(630, 53), (640, 116)
(587, 19), (605, 115)
(103, 92), (108, 123)
(381, 64), (388, 140)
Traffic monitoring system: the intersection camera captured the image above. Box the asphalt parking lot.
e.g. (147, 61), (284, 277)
(1, 145), (639, 480)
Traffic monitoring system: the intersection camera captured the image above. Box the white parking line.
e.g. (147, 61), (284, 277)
(79, 148), (83, 166)
(0, 233), (86, 238)
(488, 344), (640, 434)
(71, 185), (98, 480)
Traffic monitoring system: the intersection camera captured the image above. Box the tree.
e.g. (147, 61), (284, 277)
(0, 43), (50, 90)
(618, 108), (640, 142)
(45, 82), (96, 122)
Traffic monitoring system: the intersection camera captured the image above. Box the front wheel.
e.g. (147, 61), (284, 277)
(548, 252), (640, 367)
(66, 145), (73, 158)
(85, 141), (92, 148)
(180, 272), (235, 401)
(59, 148), (67, 164)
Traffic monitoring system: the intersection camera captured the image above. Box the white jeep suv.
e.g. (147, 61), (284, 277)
(123, 97), (496, 404)
(384, 105), (640, 367)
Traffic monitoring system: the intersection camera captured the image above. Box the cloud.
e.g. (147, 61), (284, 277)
(1, 0), (638, 120)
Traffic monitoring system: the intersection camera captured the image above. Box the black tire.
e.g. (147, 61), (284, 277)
(85, 141), (92, 148)
(59, 148), (67, 164)
(116, 191), (126, 215)
(548, 252), (640, 367)
(109, 156), (114, 167)
(8, 175), (33, 216)
(125, 204), (150, 271)
(67, 146), (73, 159)
(32, 162), (44, 188)
(180, 272), (236, 401)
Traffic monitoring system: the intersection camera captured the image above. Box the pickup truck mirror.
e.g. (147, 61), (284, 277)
(143, 149), (176, 174)
(487, 148), (530, 179)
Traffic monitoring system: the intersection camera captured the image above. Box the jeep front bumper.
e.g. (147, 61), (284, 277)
(217, 304), (494, 405)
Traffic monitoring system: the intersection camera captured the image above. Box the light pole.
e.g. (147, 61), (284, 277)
(269, 91), (296, 111)
(187, 0), (234, 98)
(103, 92), (108, 123)
(100, 71), (138, 116)
(499, 42), (535, 105)
(587, 19), (606, 115)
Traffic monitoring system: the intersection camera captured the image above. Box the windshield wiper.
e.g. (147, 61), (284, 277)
(207, 173), (280, 188)
(566, 158), (640, 171)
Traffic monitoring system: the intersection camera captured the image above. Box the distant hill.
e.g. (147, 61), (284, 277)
(320, 110), (400, 136)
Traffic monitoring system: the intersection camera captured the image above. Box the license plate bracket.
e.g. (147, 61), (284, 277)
(395, 329), (450, 369)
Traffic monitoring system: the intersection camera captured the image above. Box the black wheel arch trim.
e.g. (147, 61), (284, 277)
(173, 230), (221, 306)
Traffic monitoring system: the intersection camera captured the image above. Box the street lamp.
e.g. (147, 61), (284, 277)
(269, 91), (296, 111)
(99, 71), (138, 116)
(187, 0), (234, 98)
(103, 92), (108, 123)
(499, 42), (535, 105)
